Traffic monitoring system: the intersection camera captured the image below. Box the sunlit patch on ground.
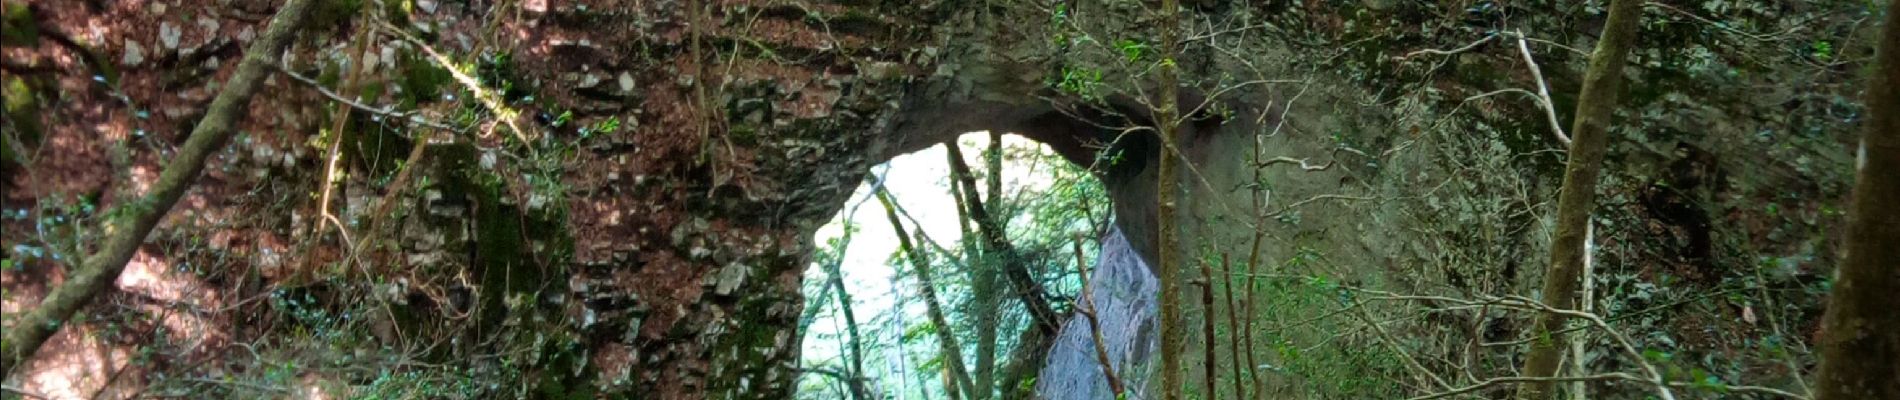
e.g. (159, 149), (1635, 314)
(114, 249), (227, 355)
(9, 323), (140, 400)
(1, 249), (232, 399)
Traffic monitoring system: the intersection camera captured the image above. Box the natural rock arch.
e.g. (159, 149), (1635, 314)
(680, 82), (1255, 399)
(523, 2), (1277, 397)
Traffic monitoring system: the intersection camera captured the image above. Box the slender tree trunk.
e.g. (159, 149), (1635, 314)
(0, 0), (320, 378)
(821, 224), (868, 396)
(978, 133), (1004, 400)
(1244, 152), (1269, 400)
(950, 146), (1002, 399)
(997, 321), (1052, 400)
(945, 144), (1060, 334)
(1514, 0), (1643, 398)
(1074, 235), (1126, 397)
(1154, 0), (1187, 397)
(986, 131), (1004, 209)
(1812, 2), (1900, 399)
(1220, 254), (1247, 400)
(1199, 260), (1219, 399)
(879, 188), (978, 398)
(946, 367), (966, 400)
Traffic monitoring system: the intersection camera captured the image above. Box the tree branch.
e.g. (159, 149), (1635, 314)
(0, 0), (322, 378)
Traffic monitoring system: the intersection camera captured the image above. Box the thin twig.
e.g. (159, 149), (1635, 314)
(1408, 373), (1645, 400)
(1407, 371), (1809, 400)
(377, 21), (532, 148)
(274, 65), (468, 132)
(2, 384), (50, 399)
(1263, 194), (1377, 218)
(1570, 222), (1595, 400)
(1398, 34), (1498, 61)
(180, 377), (291, 393)
(1516, 32), (1572, 146)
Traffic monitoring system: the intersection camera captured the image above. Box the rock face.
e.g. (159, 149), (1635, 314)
(2, 0), (1867, 398)
(1038, 228), (1160, 399)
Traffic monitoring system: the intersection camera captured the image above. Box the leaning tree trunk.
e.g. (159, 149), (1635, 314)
(879, 188), (979, 398)
(0, 0), (319, 379)
(1811, 2), (1900, 398)
(819, 223), (869, 399)
(946, 144), (1061, 334)
(1514, 0), (1644, 398)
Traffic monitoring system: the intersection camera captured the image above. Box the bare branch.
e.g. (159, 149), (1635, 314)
(1515, 32), (1572, 146)
(1397, 34), (1498, 61)
(378, 21), (532, 148)
(275, 65), (469, 132)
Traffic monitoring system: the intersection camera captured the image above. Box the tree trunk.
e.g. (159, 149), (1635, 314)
(1514, 0), (1644, 398)
(1812, 2), (1900, 398)
(1199, 260), (1219, 399)
(1154, 0), (1187, 398)
(820, 222), (868, 399)
(0, 0), (319, 378)
(879, 188), (979, 398)
(950, 143), (1003, 399)
(946, 144), (1061, 334)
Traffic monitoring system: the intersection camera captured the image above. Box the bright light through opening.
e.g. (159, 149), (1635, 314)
(796, 132), (1106, 399)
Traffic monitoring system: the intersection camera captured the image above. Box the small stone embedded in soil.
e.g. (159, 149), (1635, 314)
(618, 72), (635, 93)
(417, 0), (438, 13)
(862, 61), (903, 80)
(381, 46), (397, 71)
(159, 22), (182, 50)
(361, 50), (378, 72)
(122, 41), (144, 66)
(196, 17), (220, 41)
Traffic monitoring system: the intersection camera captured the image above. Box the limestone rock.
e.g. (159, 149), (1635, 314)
(158, 22), (182, 50)
(121, 40), (144, 66)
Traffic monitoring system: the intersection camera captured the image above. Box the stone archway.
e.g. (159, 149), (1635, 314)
(486, 1), (1275, 398)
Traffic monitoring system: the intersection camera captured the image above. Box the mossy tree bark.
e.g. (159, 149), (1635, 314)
(1153, 0), (1187, 398)
(1812, 2), (1900, 398)
(1514, 0), (1643, 398)
(0, 0), (319, 379)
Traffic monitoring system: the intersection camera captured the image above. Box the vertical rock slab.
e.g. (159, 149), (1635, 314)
(1038, 228), (1160, 400)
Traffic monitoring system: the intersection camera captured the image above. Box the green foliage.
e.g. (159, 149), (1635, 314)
(399, 51), (454, 109)
(2, 74), (42, 165)
(477, 51), (533, 103)
(1053, 67), (1105, 102)
(310, 0), (366, 32)
(1808, 40), (1834, 61)
(0, 1), (37, 46)
(1114, 39), (1148, 62)
(796, 136), (1107, 400)
(1246, 265), (1406, 399)
(3, 193), (102, 268)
